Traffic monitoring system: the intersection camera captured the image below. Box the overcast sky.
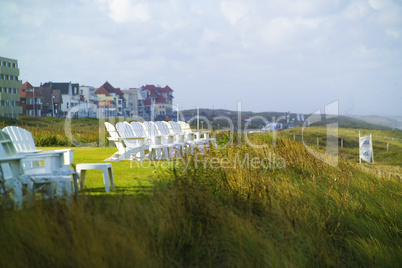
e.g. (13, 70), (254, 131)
(1, 0), (401, 116)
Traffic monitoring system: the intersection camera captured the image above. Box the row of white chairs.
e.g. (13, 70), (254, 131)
(104, 121), (218, 162)
(0, 126), (78, 209)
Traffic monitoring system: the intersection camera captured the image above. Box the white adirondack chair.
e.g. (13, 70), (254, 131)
(154, 121), (186, 156)
(3, 126), (79, 195)
(104, 122), (146, 162)
(169, 121), (210, 153)
(143, 121), (182, 159)
(166, 121), (194, 155)
(115, 122), (156, 161)
(129, 121), (170, 160)
(3, 126), (75, 164)
(0, 130), (73, 209)
(178, 121), (218, 150)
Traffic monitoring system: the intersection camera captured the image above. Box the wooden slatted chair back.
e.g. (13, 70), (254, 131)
(116, 122), (140, 148)
(143, 122), (160, 137)
(169, 121), (183, 134)
(104, 122), (125, 153)
(130, 122), (147, 137)
(154, 121), (170, 135)
(0, 130), (18, 159)
(3, 126), (40, 153)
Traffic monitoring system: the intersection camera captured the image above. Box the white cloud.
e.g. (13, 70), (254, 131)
(220, 1), (249, 25)
(368, 0), (385, 10)
(95, 0), (150, 23)
(386, 29), (400, 38)
(1, 0), (401, 115)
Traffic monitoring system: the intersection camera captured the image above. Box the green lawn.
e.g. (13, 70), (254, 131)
(41, 146), (169, 196)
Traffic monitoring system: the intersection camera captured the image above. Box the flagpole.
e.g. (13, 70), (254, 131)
(33, 86), (36, 117)
(177, 102), (179, 122)
(359, 131), (361, 164)
(371, 133), (374, 164)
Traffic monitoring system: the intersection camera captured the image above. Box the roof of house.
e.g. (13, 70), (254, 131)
(141, 84), (173, 105)
(98, 81), (125, 99)
(41, 82), (79, 95)
(94, 86), (111, 96)
(21, 82), (34, 90)
(141, 84), (173, 92)
(19, 82), (43, 98)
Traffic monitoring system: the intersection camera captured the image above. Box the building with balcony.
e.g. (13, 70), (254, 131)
(122, 87), (146, 119)
(0, 56), (23, 118)
(78, 85), (98, 118)
(140, 85), (174, 120)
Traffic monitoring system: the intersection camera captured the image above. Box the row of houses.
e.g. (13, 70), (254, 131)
(0, 56), (174, 120)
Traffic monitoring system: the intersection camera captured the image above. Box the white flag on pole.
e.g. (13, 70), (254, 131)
(301, 114), (304, 121)
(297, 114), (300, 121)
(359, 134), (374, 163)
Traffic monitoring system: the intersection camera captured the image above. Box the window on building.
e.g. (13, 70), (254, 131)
(67, 103), (69, 109)
(12, 63), (16, 68)
(37, 98), (42, 104)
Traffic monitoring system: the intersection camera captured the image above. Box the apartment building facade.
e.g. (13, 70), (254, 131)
(0, 56), (23, 118)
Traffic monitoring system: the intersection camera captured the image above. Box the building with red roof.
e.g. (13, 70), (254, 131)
(95, 81), (126, 117)
(18, 82), (43, 116)
(140, 85), (174, 120)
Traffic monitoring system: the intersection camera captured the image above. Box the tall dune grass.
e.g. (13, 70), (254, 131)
(1, 132), (401, 267)
(0, 116), (101, 147)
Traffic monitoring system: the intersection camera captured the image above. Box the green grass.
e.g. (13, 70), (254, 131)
(280, 126), (402, 166)
(0, 120), (401, 267)
(40, 146), (164, 196)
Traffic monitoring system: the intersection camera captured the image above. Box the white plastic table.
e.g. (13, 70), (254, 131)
(76, 163), (115, 192)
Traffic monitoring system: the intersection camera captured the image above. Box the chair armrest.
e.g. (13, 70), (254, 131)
(18, 151), (65, 158)
(0, 156), (24, 162)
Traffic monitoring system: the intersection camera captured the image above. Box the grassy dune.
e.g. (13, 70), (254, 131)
(1, 127), (401, 267)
